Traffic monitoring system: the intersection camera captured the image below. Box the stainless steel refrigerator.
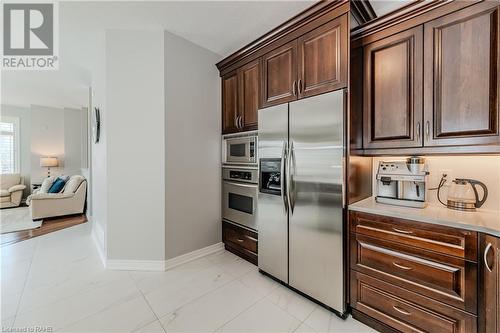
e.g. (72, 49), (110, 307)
(257, 90), (346, 315)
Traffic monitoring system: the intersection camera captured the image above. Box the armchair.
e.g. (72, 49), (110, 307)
(0, 174), (26, 209)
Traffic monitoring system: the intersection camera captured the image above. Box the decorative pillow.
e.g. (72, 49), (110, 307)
(39, 177), (55, 193)
(63, 175), (85, 193)
(48, 178), (67, 193)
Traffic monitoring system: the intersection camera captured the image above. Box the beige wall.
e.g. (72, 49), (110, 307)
(372, 156), (500, 211)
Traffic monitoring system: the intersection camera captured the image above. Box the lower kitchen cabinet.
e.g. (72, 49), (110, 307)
(222, 220), (257, 265)
(479, 234), (500, 333)
(349, 211), (479, 333)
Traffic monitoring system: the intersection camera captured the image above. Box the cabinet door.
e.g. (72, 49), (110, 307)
(480, 234), (500, 333)
(261, 40), (297, 108)
(222, 72), (239, 134)
(423, 3), (500, 147)
(363, 26), (423, 149)
(297, 14), (348, 98)
(238, 59), (260, 131)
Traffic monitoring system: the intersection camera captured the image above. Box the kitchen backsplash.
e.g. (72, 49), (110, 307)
(371, 156), (500, 211)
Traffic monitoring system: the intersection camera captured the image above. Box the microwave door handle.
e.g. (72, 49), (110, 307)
(281, 141), (288, 213)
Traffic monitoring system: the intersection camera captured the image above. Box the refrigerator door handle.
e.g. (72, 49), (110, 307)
(281, 141), (288, 214)
(342, 156), (346, 208)
(287, 140), (295, 214)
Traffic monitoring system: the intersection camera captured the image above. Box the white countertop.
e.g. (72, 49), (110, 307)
(349, 197), (500, 237)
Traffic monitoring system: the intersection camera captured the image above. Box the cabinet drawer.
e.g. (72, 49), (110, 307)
(222, 221), (257, 264)
(350, 211), (478, 261)
(350, 234), (477, 313)
(351, 271), (477, 333)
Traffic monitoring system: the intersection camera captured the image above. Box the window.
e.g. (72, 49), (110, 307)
(0, 116), (20, 174)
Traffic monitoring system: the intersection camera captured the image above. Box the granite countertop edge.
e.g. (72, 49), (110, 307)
(348, 197), (500, 238)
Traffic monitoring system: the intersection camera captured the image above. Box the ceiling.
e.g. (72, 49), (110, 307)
(370, 0), (414, 17)
(1, 1), (313, 109)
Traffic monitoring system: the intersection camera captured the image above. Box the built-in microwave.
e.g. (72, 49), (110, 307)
(223, 132), (257, 165)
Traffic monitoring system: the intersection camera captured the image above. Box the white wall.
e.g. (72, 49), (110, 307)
(1, 105), (32, 197)
(372, 156), (500, 211)
(164, 31), (221, 259)
(30, 105), (65, 181)
(106, 29), (165, 261)
(90, 30), (107, 254)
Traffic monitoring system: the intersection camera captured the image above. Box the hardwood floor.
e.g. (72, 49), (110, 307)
(1, 213), (88, 247)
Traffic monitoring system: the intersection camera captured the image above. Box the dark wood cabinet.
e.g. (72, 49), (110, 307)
(222, 72), (239, 134)
(222, 61), (260, 134)
(238, 59), (260, 131)
(261, 40), (298, 108)
(297, 14), (347, 98)
(423, 2), (500, 147)
(222, 220), (257, 265)
(261, 14), (348, 108)
(349, 211), (479, 333)
(479, 234), (500, 333)
(363, 26), (423, 149)
(354, 1), (500, 154)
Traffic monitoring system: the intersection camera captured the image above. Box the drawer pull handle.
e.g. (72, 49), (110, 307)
(393, 306), (411, 316)
(393, 262), (412, 270)
(237, 238), (244, 243)
(392, 228), (413, 235)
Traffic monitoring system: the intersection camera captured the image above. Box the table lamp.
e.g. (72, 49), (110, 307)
(40, 157), (58, 178)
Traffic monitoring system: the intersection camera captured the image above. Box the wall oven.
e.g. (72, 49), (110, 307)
(222, 166), (258, 231)
(223, 132), (257, 165)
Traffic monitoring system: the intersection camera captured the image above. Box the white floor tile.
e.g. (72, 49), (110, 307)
(160, 280), (261, 333)
(59, 295), (156, 332)
(267, 285), (317, 322)
(294, 322), (317, 333)
(238, 270), (279, 298)
(218, 298), (301, 333)
(134, 320), (166, 333)
(14, 275), (141, 331)
(304, 307), (377, 333)
(1, 223), (376, 333)
(144, 265), (235, 318)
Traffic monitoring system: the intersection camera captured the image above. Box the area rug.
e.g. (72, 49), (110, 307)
(0, 207), (41, 234)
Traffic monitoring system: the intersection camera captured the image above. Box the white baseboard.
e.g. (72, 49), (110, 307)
(91, 220), (106, 268)
(106, 259), (166, 271)
(105, 242), (224, 272)
(165, 242), (224, 270)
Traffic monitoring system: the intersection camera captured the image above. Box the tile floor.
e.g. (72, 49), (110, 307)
(1, 223), (377, 332)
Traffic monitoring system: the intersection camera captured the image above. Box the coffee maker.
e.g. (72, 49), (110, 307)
(376, 157), (429, 208)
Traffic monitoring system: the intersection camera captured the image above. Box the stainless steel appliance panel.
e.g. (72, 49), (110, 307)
(257, 103), (289, 283)
(288, 90), (345, 311)
(222, 179), (258, 230)
(223, 134), (257, 165)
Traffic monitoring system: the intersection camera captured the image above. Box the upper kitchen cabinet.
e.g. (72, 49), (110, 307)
(423, 2), (500, 147)
(217, 1), (349, 131)
(297, 14), (347, 99)
(222, 60), (260, 134)
(222, 72), (239, 134)
(363, 26), (423, 149)
(262, 15), (348, 108)
(261, 40), (298, 108)
(480, 233), (500, 333)
(239, 59), (260, 132)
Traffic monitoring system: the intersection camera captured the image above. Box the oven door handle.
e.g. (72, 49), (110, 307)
(281, 141), (288, 213)
(224, 181), (258, 189)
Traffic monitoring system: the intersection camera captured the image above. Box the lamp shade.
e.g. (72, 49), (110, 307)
(40, 157), (58, 167)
